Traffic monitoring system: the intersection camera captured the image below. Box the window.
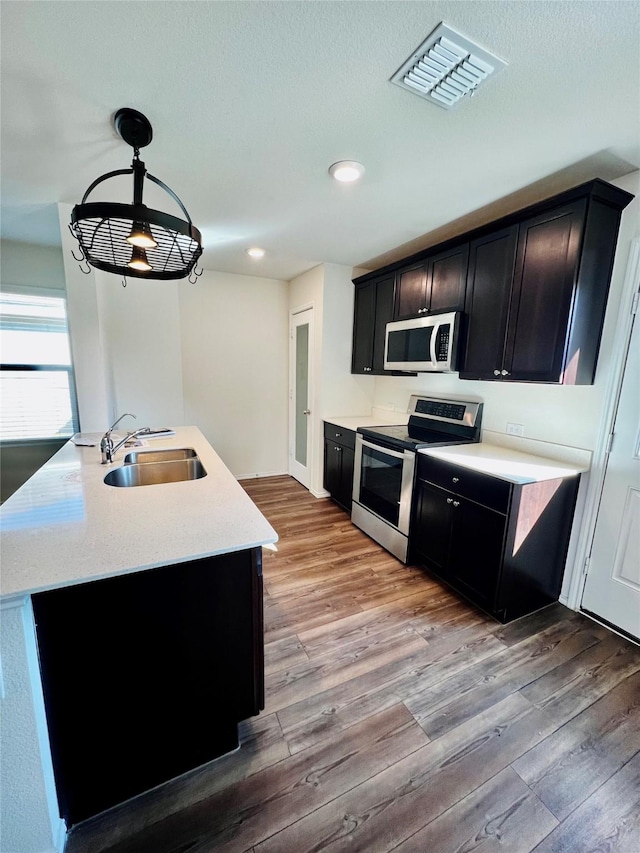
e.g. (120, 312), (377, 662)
(0, 292), (79, 441)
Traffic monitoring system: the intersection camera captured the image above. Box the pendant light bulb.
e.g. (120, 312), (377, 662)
(126, 221), (158, 249)
(127, 246), (152, 272)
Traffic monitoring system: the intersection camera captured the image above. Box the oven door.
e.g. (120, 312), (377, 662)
(353, 435), (416, 535)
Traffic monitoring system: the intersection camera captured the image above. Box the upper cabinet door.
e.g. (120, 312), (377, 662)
(459, 226), (518, 380)
(351, 274), (396, 375)
(394, 263), (428, 320)
(504, 201), (587, 383)
(351, 281), (376, 373)
(428, 243), (469, 314)
(372, 274), (395, 372)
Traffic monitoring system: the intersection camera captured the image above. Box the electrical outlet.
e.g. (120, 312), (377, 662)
(506, 422), (524, 437)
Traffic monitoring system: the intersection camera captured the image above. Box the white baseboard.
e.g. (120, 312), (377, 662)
(310, 487), (330, 499)
(236, 470), (289, 481)
(55, 817), (67, 852)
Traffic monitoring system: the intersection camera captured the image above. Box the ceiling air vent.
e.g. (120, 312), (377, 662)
(390, 22), (508, 109)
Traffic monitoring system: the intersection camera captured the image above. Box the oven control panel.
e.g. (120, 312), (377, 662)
(409, 395), (482, 429)
(415, 399), (465, 420)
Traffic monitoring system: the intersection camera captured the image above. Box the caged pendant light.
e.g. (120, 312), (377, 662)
(70, 108), (203, 282)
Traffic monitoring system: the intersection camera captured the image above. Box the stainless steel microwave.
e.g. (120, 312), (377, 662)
(384, 311), (460, 372)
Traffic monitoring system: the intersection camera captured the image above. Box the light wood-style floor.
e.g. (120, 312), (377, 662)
(67, 475), (640, 853)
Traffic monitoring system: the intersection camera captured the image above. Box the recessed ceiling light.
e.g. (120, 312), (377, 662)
(328, 161), (365, 183)
(246, 247), (265, 259)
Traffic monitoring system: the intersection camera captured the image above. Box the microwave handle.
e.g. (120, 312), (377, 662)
(430, 322), (439, 365)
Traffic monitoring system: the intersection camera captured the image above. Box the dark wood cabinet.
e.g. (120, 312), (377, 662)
(394, 262), (427, 319)
(394, 243), (469, 320)
(460, 225), (518, 380)
(461, 203), (587, 383)
(411, 455), (580, 622)
(323, 422), (356, 512)
(354, 179), (633, 385)
(32, 549), (264, 826)
(505, 201), (586, 383)
(352, 274), (395, 374)
(460, 185), (632, 384)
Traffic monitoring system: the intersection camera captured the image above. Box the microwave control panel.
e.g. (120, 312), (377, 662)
(436, 324), (450, 361)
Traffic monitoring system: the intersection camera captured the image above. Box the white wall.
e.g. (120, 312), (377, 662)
(321, 263), (375, 418)
(371, 172), (640, 452)
(180, 269), (289, 478)
(0, 239), (66, 292)
(58, 203), (110, 432)
(95, 272), (185, 428)
(0, 598), (64, 853)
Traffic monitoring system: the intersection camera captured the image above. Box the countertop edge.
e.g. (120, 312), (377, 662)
(419, 440), (590, 484)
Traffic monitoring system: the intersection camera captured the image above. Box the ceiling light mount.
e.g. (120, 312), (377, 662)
(70, 108), (203, 282)
(329, 161), (365, 183)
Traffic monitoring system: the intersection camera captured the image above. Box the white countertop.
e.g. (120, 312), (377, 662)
(324, 411), (409, 431)
(0, 427), (278, 599)
(419, 441), (590, 485)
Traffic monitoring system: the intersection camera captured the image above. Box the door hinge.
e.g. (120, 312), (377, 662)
(605, 432), (615, 454)
(631, 288), (640, 316)
(583, 556), (591, 577)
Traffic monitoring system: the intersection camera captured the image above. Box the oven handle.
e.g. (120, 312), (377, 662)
(359, 437), (408, 460)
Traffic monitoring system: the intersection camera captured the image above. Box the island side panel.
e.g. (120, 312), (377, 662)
(32, 547), (264, 826)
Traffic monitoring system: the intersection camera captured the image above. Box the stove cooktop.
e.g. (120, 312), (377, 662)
(358, 423), (472, 451)
(357, 395), (483, 451)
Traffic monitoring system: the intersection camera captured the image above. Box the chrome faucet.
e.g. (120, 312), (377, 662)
(100, 413), (146, 464)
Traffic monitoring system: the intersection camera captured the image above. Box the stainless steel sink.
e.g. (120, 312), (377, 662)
(104, 458), (207, 487)
(123, 447), (198, 464)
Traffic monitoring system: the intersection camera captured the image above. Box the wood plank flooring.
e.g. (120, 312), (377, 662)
(66, 475), (640, 853)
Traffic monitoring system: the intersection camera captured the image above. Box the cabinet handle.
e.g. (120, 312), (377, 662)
(501, 369), (510, 376)
(446, 497), (453, 504)
(334, 446), (342, 452)
(452, 477), (459, 483)
(335, 432), (341, 437)
(453, 500), (460, 508)
(494, 370), (501, 376)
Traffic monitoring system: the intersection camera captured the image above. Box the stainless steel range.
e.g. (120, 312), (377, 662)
(352, 395), (483, 562)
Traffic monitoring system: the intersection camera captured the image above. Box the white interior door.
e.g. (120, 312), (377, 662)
(289, 307), (313, 488)
(581, 286), (640, 641)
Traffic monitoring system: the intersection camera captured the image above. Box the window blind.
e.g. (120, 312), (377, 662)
(0, 293), (78, 441)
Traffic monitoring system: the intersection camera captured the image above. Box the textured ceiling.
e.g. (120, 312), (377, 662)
(1, 1), (639, 281)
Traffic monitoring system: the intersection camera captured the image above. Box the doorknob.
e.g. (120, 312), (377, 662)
(303, 409), (311, 415)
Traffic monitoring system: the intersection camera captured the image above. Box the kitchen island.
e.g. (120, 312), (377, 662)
(0, 428), (277, 850)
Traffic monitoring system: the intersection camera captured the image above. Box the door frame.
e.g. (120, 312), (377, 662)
(288, 303), (315, 489)
(563, 237), (640, 617)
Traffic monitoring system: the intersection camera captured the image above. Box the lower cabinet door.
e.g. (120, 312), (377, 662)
(338, 445), (355, 511)
(448, 499), (507, 612)
(324, 440), (342, 496)
(411, 480), (453, 578)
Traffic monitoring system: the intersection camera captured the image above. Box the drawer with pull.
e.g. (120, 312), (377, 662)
(323, 422), (356, 451)
(417, 454), (511, 514)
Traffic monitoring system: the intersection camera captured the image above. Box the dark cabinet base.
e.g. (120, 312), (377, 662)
(411, 457), (580, 623)
(32, 549), (264, 826)
(323, 422), (356, 513)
